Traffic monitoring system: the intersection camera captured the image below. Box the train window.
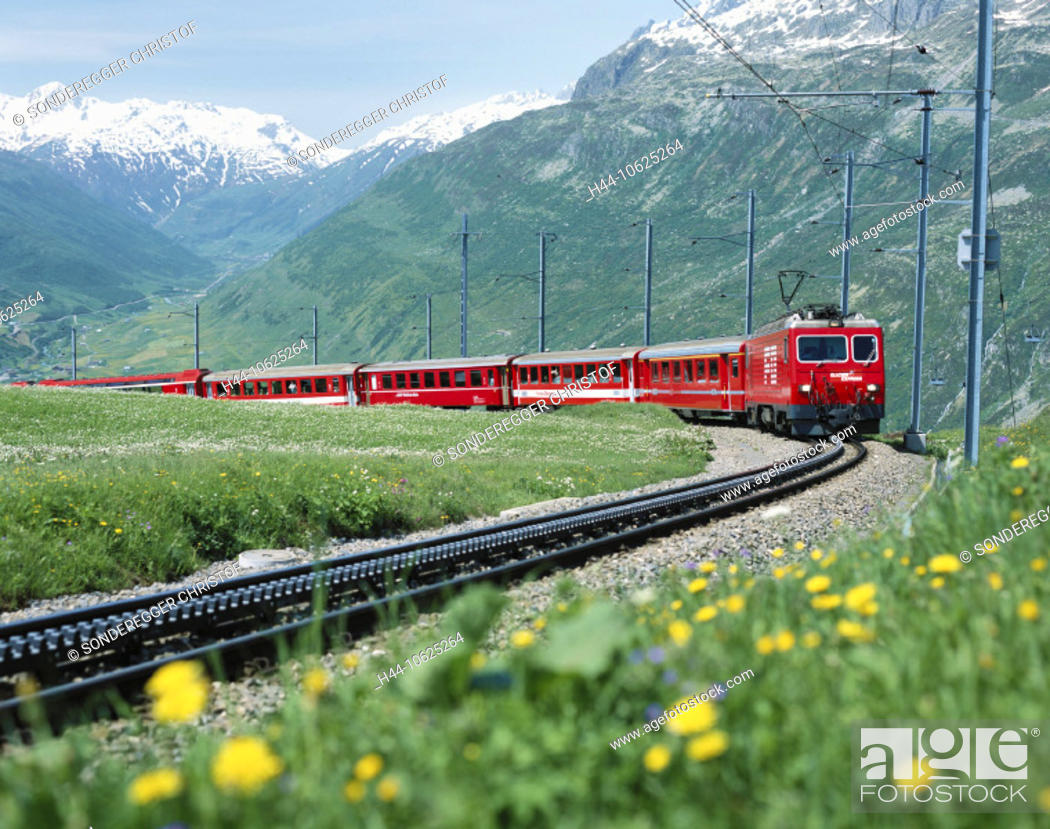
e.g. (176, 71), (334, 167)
(454, 370), (466, 387)
(332, 377), (340, 393)
(489, 370), (497, 386)
(550, 366), (560, 383)
(410, 373), (421, 389)
(316, 378), (327, 393)
(710, 360), (719, 379)
(440, 371), (451, 387)
(853, 334), (878, 362)
(382, 375), (392, 390)
(672, 362), (681, 382)
(684, 361), (693, 382)
(396, 374), (407, 389)
(233, 383), (243, 396)
(301, 378), (313, 393)
(731, 358), (739, 378)
(696, 360), (705, 379)
(783, 337), (789, 362)
(272, 380), (284, 394)
(797, 335), (847, 362)
(519, 367), (528, 384)
(470, 370), (482, 386)
(611, 362), (621, 381)
(586, 363), (596, 379)
(287, 381), (298, 394)
(571, 364), (581, 380)
(424, 372), (435, 388)
(258, 381), (270, 395)
(540, 366), (549, 383)
(245, 383), (255, 396)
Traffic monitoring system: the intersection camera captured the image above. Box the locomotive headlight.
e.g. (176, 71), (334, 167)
(799, 384), (811, 393)
(866, 383), (879, 392)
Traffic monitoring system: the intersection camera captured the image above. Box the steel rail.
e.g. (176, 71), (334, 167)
(0, 438), (864, 731)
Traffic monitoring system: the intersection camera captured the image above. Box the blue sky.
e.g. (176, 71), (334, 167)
(1, 0), (677, 141)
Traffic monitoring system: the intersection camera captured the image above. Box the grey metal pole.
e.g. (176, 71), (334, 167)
(840, 152), (854, 316)
(460, 213), (468, 357)
(538, 232), (546, 352)
(71, 327), (77, 379)
(193, 303), (199, 370)
(312, 305), (318, 365)
(425, 294), (432, 360)
(644, 218), (653, 346)
(905, 96), (933, 453)
(964, 0), (994, 467)
(745, 190), (755, 336)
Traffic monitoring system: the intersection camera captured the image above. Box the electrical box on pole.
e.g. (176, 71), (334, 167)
(957, 229), (1000, 271)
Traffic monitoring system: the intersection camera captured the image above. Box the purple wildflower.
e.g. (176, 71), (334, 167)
(684, 561), (698, 571)
(647, 646), (665, 664)
(662, 669), (678, 684)
(628, 649), (645, 665)
(740, 547), (751, 558)
(711, 548), (725, 558)
(996, 436), (1009, 446)
(645, 703), (663, 722)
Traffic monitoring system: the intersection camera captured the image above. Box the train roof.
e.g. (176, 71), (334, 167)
(753, 309), (880, 336)
(39, 369), (206, 386)
(513, 346), (641, 366)
(637, 337), (745, 359)
(203, 363), (363, 382)
(359, 355), (516, 372)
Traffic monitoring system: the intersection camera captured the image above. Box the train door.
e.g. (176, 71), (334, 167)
(500, 367), (510, 407)
(728, 352), (745, 411)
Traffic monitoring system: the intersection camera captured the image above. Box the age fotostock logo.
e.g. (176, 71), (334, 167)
(852, 722), (1047, 812)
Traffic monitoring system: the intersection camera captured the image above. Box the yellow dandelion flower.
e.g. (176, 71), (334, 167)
(377, 776), (400, 802)
(770, 547), (785, 558)
(687, 578), (708, 593)
(644, 745), (672, 772)
(211, 736), (283, 794)
(775, 630), (795, 652)
(152, 680), (208, 723)
(805, 575), (831, 593)
(219, 472), (227, 477)
(469, 652), (487, 670)
(114, 528), (123, 534)
(929, 554), (962, 574)
(858, 600), (879, 616)
(670, 600), (683, 611)
(915, 565), (928, 576)
(882, 548), (895, 559)
(728, 564), (739, 574)
(693, 605), (718, 622)
(1018, 599), (1039, 621)
(810, 550), (823, 561)
(668, 620), (692, 645)
(930, 577), (945, 589)
(756, 635), (775, 654)
(978, 653), (995, 670)
(773, 567), (786, 580)
(1010, 456), (1029, 468)
(801, 631), (822, 648)
(532, 617), (548, 631)
(666, 695), (717, 735)
(557, 602), (568, 612)
(987, 572), (1003, 590)
(811, 593), (843, 610)
(793, 541), (806, 551)
(510, 630), (535, 648)
(1012, 486), (1023, 496)
(341, 652), (360, 670)
(1031, 558), (1047, 572)
(686, 730), (729, 762)
(354, 753), (383, 781)
(99, 520), (107, 526)
(1010, 510), (1023, 522)
(463, 743), (482, 761)
(343, 779), (366, 803)
(302, 667), (331, 698)
(837, 619), (875, 643)
(127, 768), (183, 805)
(699, 562), (717, 573)
(793, 569), (806, 580)
(845, 583), (876, 611)
(900, 556), (910, 566)
(725, 595), (745, 613)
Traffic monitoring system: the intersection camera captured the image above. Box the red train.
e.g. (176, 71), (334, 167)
(24, 306), (884, 436)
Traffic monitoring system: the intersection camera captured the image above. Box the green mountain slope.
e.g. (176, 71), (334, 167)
(0, 151), (212, 375)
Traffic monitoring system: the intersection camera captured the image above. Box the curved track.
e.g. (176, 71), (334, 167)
(0, 437), (866, 732)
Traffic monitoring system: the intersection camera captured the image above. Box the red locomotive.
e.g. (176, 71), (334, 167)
(24, 306), (884, 436)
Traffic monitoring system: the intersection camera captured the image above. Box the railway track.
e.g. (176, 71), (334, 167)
(0, 437), (866, 733)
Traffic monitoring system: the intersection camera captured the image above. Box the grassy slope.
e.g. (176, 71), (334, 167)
(2, 415), (1048, 826)
(0, 388), (711, 609)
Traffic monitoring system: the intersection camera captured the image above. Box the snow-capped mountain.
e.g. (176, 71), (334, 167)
(0, 84), (562, 226)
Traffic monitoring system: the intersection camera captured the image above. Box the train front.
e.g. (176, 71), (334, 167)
(788, 317), (884, 436)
